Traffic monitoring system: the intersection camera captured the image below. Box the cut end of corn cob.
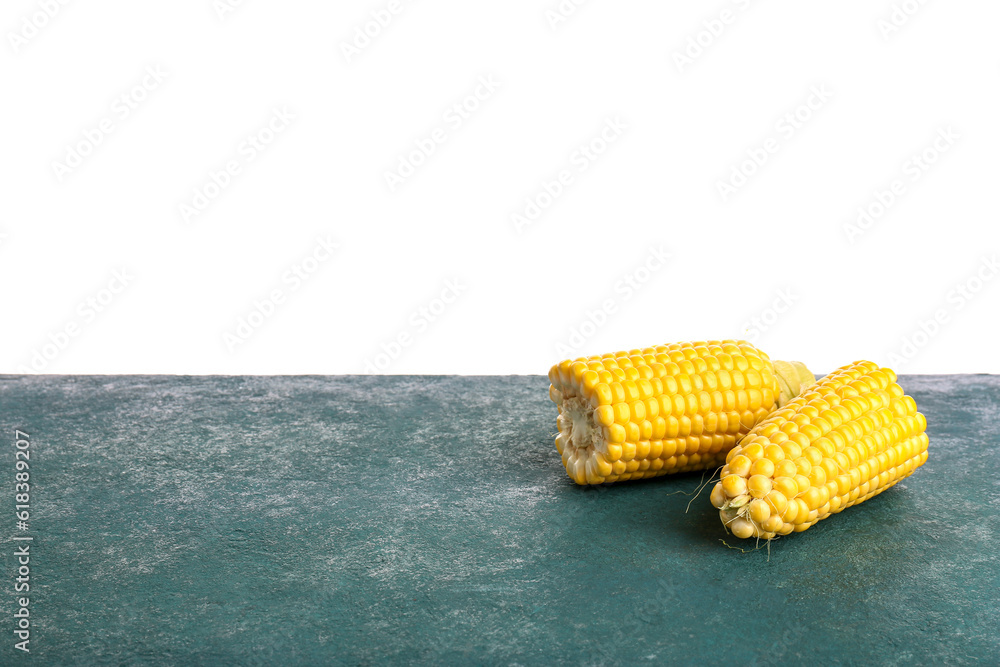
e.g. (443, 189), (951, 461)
(548, 340), (815, 485)
(711, 360), (928, 540)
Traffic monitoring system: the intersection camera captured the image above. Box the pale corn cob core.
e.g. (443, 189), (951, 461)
(711, 360), (929, 540)
(548, 340), (815, 485)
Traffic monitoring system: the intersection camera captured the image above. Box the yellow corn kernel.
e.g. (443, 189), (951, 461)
(595, 405), (615, 427)
(773, 475), (798, 499)
(549, 340), (815, 484)
(764, 444), (786, 462)
(748, 475), (772, 498)
(713, 360), (928, 539)
(765, 490), (788, 516)
(728, 454), (752, 477)
(729, 517), (755, 539)
(710, 483), (727, 509)
(762, 515), (784, 533)
(741, 442), (765, 462)
(748, 499), (771, 523)
(750, 458), (775, 478)
(781, 498), (799, 523)
(722, 474), (748, 498)
(774, 459), (798, 479)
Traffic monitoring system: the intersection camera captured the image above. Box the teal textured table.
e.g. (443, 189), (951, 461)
(0, 375), (997, 665)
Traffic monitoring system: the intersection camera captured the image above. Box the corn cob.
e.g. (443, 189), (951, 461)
(711, 360), (928, 540)
(549, 340), (815, 485)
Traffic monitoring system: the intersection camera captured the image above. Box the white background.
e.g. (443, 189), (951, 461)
(2, 0), (998, 375)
